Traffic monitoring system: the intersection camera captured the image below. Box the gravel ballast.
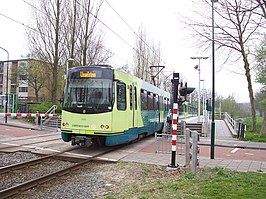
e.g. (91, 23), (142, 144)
(0, 152), (183, 199)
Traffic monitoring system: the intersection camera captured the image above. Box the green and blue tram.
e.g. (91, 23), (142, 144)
(61, 65), (171, 146)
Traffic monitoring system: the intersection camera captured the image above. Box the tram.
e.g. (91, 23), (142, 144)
(61, 65), (171, 146)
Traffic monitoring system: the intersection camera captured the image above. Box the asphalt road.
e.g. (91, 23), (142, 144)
(1, 125), (266, 163)
(0, 125), (52, 138)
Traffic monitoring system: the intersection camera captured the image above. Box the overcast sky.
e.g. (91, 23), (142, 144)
(0, 0), (262, 103)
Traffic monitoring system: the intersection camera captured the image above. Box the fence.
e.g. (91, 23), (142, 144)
(155, 133), (185, 155)
(155, 129), (200, 174)
(0, 112), (58, 131)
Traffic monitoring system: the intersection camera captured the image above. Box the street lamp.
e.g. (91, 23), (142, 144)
(200, 79), (205, 122)
(0, 47), (9, 123)
(191, 56), (208, 122)
(210, 0), (218, 159)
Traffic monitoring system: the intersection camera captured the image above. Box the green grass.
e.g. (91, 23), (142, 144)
(243, 131), (266, 142)
(105, 167), (266, 199)
(244, 117), (263, 132)
(243, 117), (266, 142)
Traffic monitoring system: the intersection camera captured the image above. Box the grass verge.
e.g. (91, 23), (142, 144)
(104, 167), (266, 199)
(244, 117), (266, 142)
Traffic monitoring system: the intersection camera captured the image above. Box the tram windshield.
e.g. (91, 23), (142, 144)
(63, 67), (113, 114)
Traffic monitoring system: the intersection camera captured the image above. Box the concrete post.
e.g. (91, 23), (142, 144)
(185, 128), (190, 166)
(181, 120), (186, 135)
(40, 116), (43, 130)
(192, 131), (199, 174)
(35, 111), (39, 126)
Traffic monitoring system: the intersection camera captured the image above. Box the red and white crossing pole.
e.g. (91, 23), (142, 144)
(0, 113), (57, 117)
(170, 103), (178, 167)
(168, 73), (179, 168)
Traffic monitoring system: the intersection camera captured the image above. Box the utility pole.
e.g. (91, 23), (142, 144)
(0, 47), (9, 123)
(191, 56), (208, 123)
(168, 72), (179, 168)
(149, 65), (165, 86)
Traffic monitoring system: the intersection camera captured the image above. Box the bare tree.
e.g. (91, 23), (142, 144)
(74, 0), (113, 66)
(255, 37), (266, 135)
(27, 0), (112, 104)
(26, 60), (47, 102)
(133, 24), (163, 85)
(183, 0), (266, 131)
(27, 0), (66, 103)
(255, 0), (266, 18)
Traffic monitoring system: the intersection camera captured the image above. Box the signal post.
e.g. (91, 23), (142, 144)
(168, 73), (195, 169)
(168, 73), (179, 168)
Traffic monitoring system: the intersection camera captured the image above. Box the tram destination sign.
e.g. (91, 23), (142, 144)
(80, 71), (97, 78)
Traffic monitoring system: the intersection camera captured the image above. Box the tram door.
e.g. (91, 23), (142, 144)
(129, 83), (137, 128)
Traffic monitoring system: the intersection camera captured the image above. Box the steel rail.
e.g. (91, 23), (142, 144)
(0, 137), (62, 151)
(0, 145), (121, 198)
(0, 133), (59, 142)
(0, 146), (79, 175)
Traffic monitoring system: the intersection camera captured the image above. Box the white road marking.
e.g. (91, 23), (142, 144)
(65, 152), (92, 158)
(230, 148), (240, 153)
(43, 148), (60, 152)
(23, 145), (37, 149)
(244, 153), (254, 156)
(2, 143), (19, 146)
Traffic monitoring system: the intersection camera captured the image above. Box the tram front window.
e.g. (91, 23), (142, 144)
(63, 78), (113, 113)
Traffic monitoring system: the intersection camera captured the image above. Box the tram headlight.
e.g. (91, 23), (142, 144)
(100, 124), (109, 129)
(62, 122), (69, 127)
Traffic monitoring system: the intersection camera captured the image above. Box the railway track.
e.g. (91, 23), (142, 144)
(0, 133), (58, 142)
(0, 145), (121, 198)
(0, 137), (61, 151)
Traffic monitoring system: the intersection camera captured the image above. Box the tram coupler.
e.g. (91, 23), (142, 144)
(71, 136), (92, 147)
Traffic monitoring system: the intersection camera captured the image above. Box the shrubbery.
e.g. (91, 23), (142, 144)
(29, 101), (62, 115)
(244, 116), (263, 132)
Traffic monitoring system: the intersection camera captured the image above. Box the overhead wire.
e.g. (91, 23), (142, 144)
(0, 0), (114, 65)
(76, 0), (156, 67)
(103, 0), (163, 65)
(22, 0), (137, 66)
(103, 0), (171, 83)
(2, 0), (156, 74)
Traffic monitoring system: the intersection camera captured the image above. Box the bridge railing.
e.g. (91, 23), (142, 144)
(224, 112), (235, 130)
(209, 112), (239, 137)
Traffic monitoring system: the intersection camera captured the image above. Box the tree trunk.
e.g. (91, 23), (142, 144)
(51, 0), (60, 103)
(243, 58), (257, 132)
(69, 0), (77, 68)
(35, 89), (39, 102)
(236, 9), (257, 132)
(82, 0), (91, 66)
(262, 110), (266, 135)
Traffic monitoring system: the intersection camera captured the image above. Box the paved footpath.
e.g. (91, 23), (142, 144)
(120, 119), (266, 173)
(1, 117), (266, 173)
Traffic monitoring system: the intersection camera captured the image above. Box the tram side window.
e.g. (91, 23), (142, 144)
(130, 85), (133, 110)
(164, 97), (167, 111)
(117, 82), (126, 110)
(141, 89), (147, 110)
(134, 86), (137, 110)
(160, 96), (163, 111)
(148, 92), (153, 110)
(154, 94), (158, 110)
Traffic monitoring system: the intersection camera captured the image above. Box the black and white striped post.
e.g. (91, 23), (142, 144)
(168, 73), (179, 168)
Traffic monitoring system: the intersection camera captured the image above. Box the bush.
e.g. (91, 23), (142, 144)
(29, 101), (62, 115)
(244, 117), (263, 132)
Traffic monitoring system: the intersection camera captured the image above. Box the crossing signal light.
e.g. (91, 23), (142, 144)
(206, 99), (212, 111)
(179, 82), (195, 96)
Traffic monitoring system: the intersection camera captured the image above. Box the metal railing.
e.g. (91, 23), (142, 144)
(155, 133), (185, 155)
(224, 112), (236, 131)
(42, 105), (57, 123)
